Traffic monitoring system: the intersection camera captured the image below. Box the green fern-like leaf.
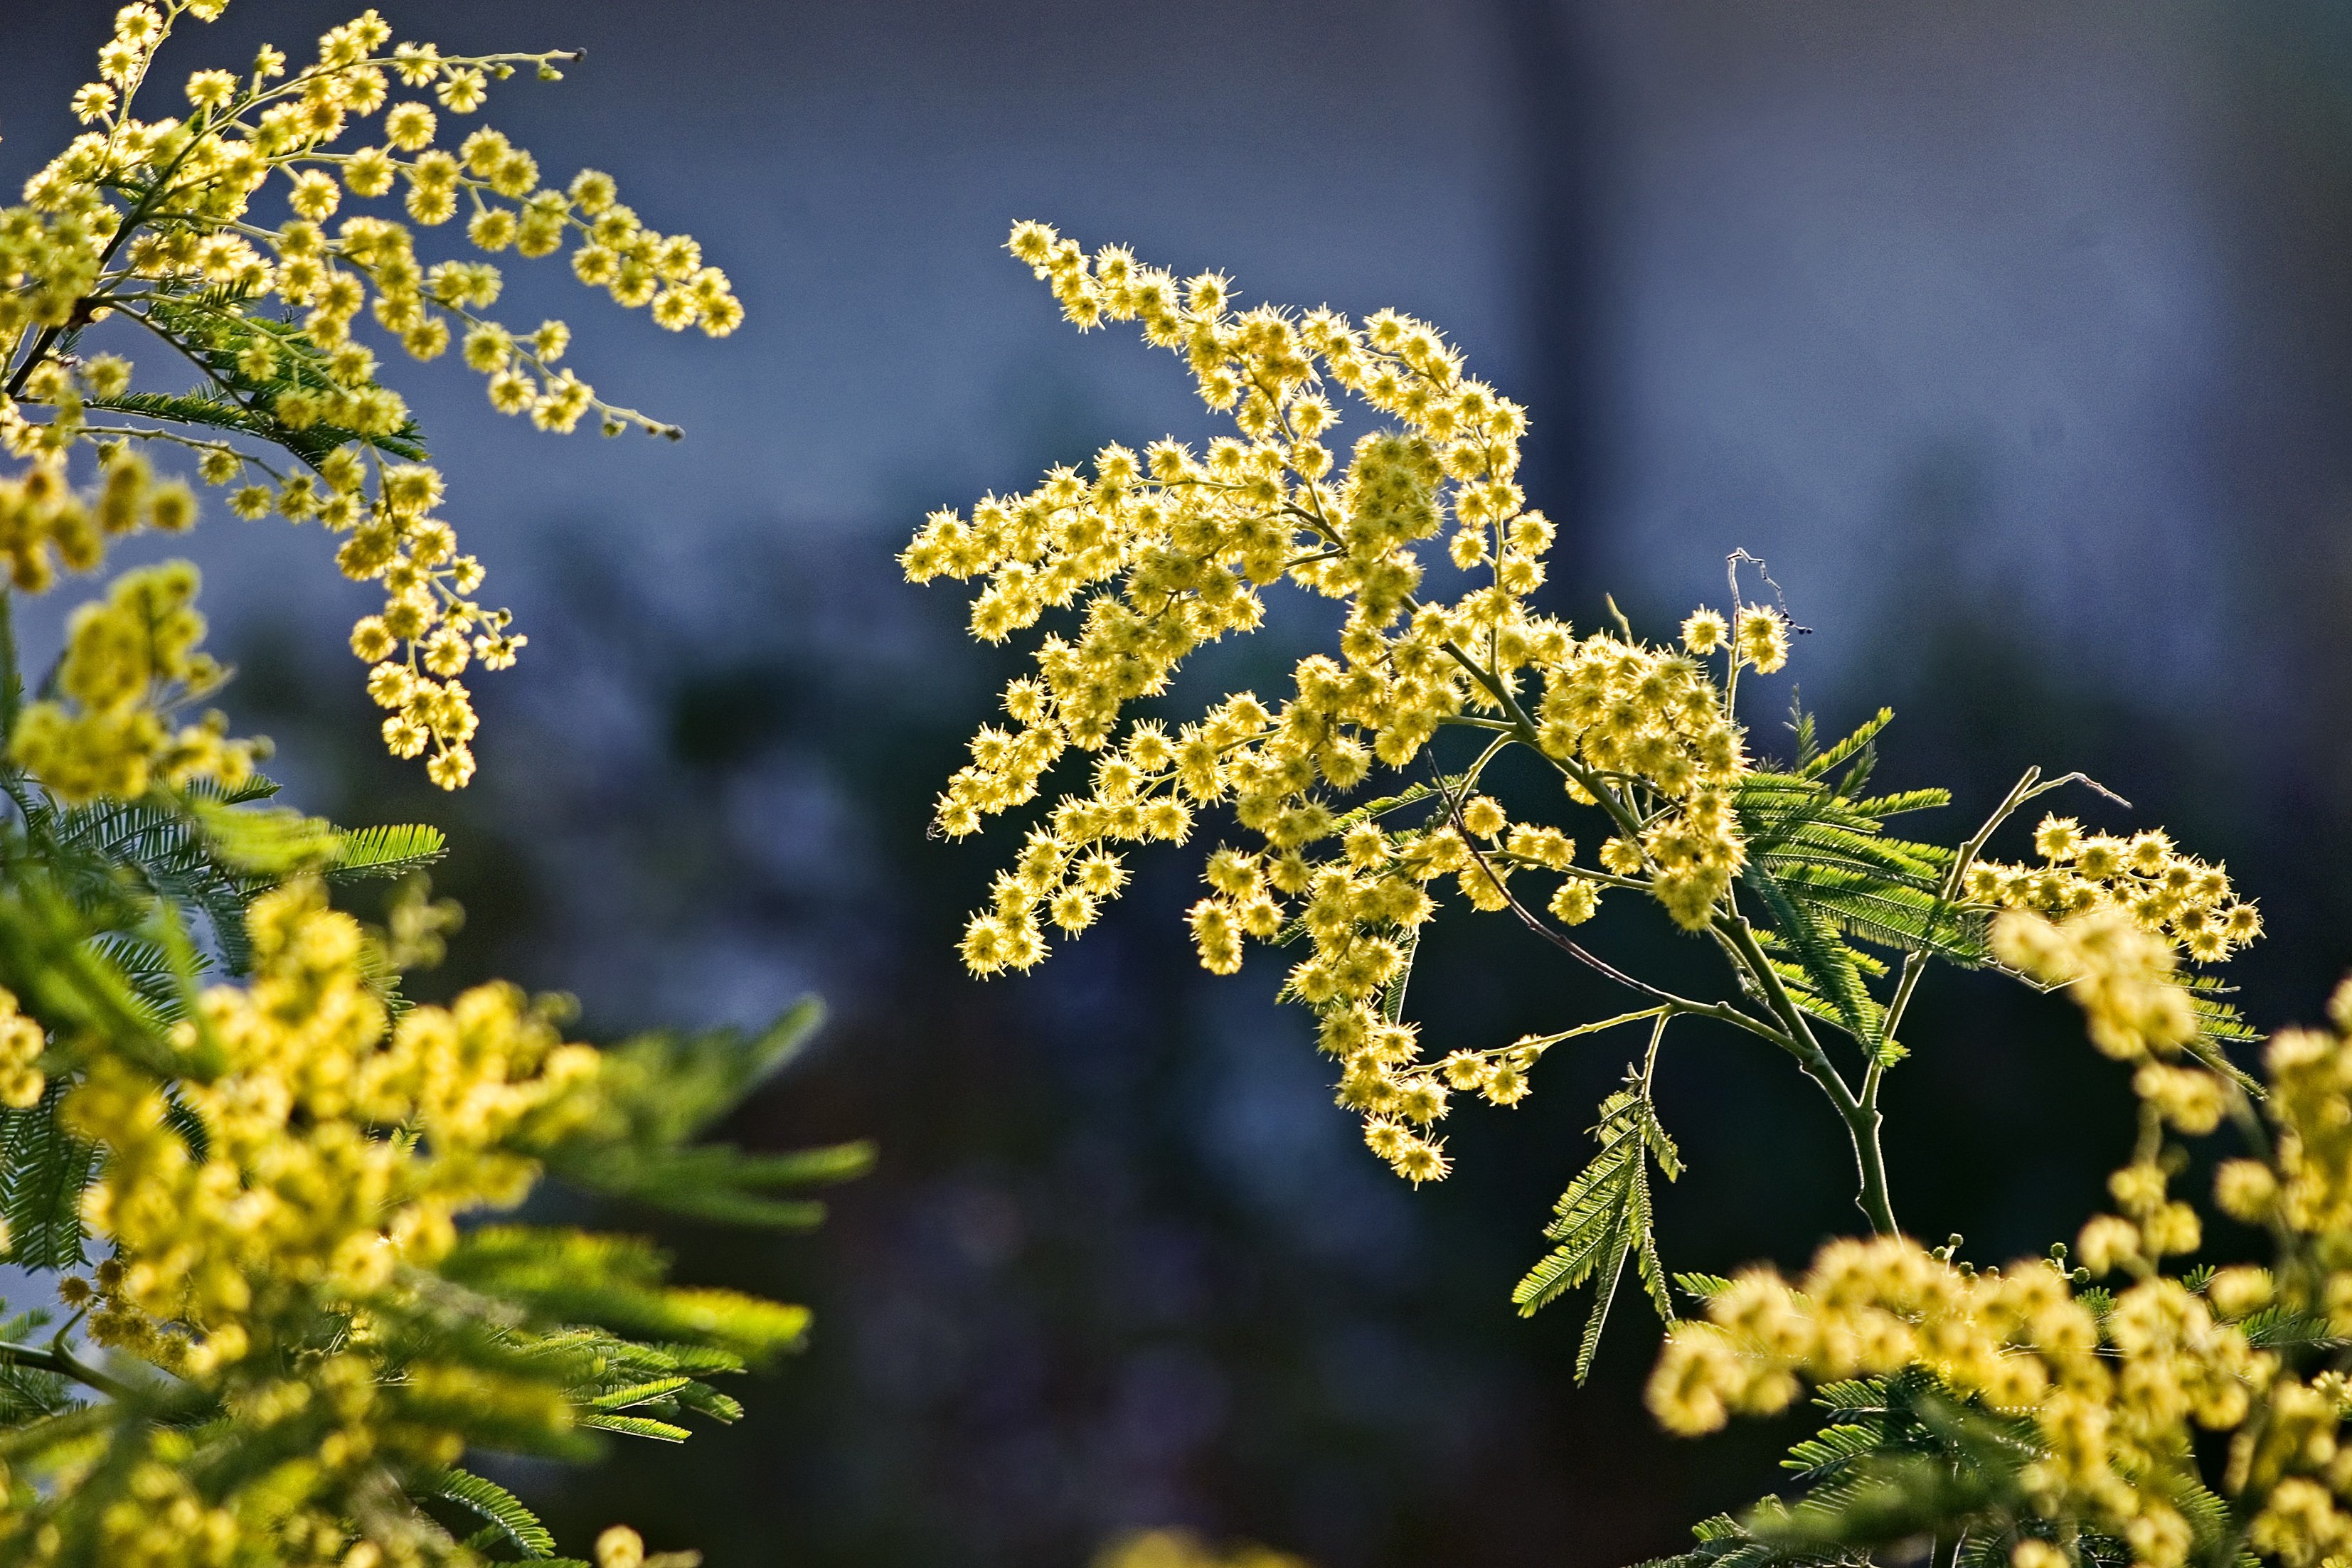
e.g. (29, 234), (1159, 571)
(1782, 1423), (1891, 1481)
(438, 1226), (814, 1362)
(186, 799), (342, 878)
(2236, 1303), (2342, 1350)
(113, 292), (430, 464)
(1329, 784), (1437, 830)
(0, 1081), (96, 1269)
(329, 823), (449, 881)
(577, 1412), (693, 1443)
(587, 1376), (695, 1412)
(415, 1467), (558, 1559)
(1513, 1080), (1682, 1380)
(544, 1000), (873, 1227)
(1378, 927), (1418, 1027)
(1741, 865), (1885, 1052)
(1733, 764), (1988, 1065)
(1797, 708), (1893, 782)
(1673, 1271), (1735, 1303)
(1513, 1091), (1644, 1316)
(1844, 788), (1954, 821)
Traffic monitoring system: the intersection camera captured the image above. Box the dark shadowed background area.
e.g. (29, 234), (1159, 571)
(11, 3), (2352, 1564)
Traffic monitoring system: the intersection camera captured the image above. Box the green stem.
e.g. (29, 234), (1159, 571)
(1427, 754), (1784, 1045)
(1715, 914), (1898, 1235)
(1426, 678), (1903, 1231)
(1847, 1098), (1898, 1238)
(1637, 1010), (1669, 1094)
(0, 1339), (133, 1402)
(1839, 763), (2065, 1231)
(1292, 469), (1903, 1230)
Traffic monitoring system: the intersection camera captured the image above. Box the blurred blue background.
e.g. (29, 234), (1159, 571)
(12, 3), (2352, 1564)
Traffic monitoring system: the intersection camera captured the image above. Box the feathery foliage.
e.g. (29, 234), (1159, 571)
(1512, 1041), (1681, 1381)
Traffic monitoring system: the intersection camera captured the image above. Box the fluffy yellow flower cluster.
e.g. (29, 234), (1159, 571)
(1649, 1237), (2270, 1568)
(69, 1448), (241, 1567)
(2006, 904), (2233, 1276)
(593, 1524), (700, 1568)
(1992, 905), (2202, 1063)
(0, 989), (47, 1112)
(0, 443), (196, 592)
(912, 226), (1796, 1183)
(1645, 909), (2352, 1568)
(0, 877), (632, 1567)
(1548, 624), (1750, 928)
(1974, 814), (2261, 964)
(2248, 989), (2352, 1272)
(36, 1338), (562, 1568)
(68, 880), (596, 1366)
(1, 0), (741, 792)
(11, 560), (263, 804)
(0, 12), (799, 1564)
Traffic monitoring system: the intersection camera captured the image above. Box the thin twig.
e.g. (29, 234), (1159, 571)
(1422, 750), (1784, 1046)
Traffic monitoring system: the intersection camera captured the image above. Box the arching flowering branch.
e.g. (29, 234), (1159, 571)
(908, 223), (2262, 1367)
(1, 0), (743, 795)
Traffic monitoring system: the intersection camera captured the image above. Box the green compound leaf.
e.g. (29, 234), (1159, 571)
(0, 1080), (97, 1269)
(328, 822), (449, 881)
(415, 1467), (558, 1559)
(578, 1412), (693, 1443)
(543, 999), (874, 1228)
(1513, 1073), (1681, 1381)
(1733, 745), (1984, 1069)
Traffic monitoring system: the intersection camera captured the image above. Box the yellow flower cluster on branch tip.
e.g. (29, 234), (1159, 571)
(0, 9), (800, 1564)
(1976, 813), (2260, 964)
(10, 559), (266, 804)
(0, 875), (624, 1564)
(913, 224), (1789, 1185)
(1, 0), (744, 791)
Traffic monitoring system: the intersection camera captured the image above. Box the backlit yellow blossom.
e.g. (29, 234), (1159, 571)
(70, 880), (600, 1342)
(0, 16), (797, 1561)
(0, 0), (742, 791)
(1647, 893), (2352, 1568)
(1977, 814), (2257, 966)
(911, 226), (1784, 1184)
(1648, 1237), (2269, 1568)
(1991, 907), (2198, 1061)
(9, 560), (265, 803)
(0, 988), (46, 1110)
